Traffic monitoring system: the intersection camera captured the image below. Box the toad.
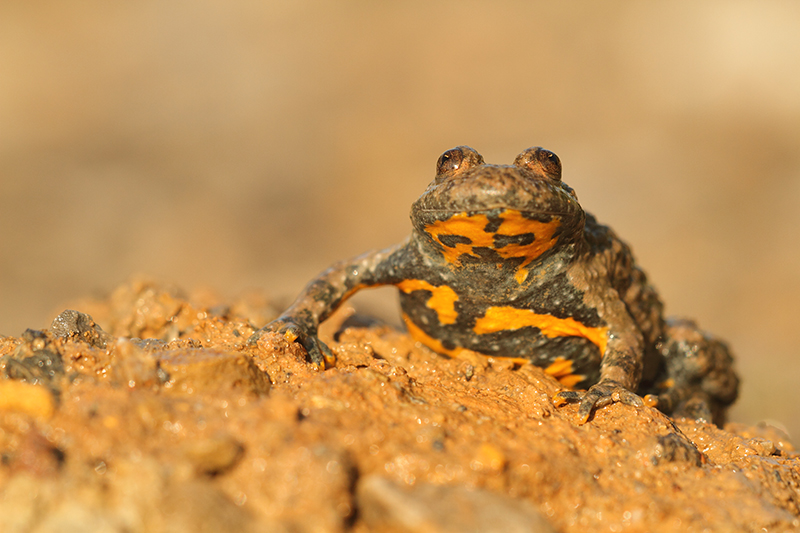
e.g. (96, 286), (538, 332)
(253, 146), (739, 424)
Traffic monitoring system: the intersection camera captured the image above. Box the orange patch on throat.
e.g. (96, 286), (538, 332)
(402, 314), (463, 357)
(395, 279), (459, 325)
(473, 306), (609, 355)
(424, 210), (561, 279)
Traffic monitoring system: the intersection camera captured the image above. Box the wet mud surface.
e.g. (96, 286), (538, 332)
(0, 279), (798, 532)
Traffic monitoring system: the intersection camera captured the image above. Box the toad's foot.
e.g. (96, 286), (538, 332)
(247, 319), (336, 370)
(553, 380), (646, 424)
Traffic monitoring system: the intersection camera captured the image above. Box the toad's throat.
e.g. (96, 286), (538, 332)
(424, 209), (561, 272)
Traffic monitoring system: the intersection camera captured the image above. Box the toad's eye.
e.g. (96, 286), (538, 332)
(436, 149), (464, 174)
(435, 146), (484, 176)
(514, 147), (562, 181)
(539, 150), (562, 179)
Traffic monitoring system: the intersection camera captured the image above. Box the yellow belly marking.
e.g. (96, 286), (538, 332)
(402, 313), (463, 357)
(544, 357), (585, 389)
(473, 306), (608, 355)
(395, 279), (459, 325)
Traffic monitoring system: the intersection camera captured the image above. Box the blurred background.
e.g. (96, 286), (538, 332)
(1, 1), (798, 435)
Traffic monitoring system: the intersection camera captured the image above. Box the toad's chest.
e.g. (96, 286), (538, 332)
(392, 271), (609, 387)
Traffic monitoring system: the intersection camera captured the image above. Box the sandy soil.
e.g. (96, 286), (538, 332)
(0, 279), (797, 532)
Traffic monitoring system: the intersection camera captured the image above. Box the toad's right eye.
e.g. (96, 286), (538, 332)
(435, 146), (484, 176)
(436, 148), (465, 175)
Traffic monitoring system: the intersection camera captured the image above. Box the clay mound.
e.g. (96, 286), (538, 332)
(0, 279), (797, 533)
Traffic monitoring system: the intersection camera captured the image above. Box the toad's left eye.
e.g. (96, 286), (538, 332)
(539, 150), (561, 177)
(513, 147), (562, 181)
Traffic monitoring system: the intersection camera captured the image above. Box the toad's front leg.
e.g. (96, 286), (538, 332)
(553, 284), (647, 424)
(249, 242), (409, 368)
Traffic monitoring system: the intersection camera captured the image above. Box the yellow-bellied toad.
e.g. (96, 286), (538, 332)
(253, 146), (739, 424)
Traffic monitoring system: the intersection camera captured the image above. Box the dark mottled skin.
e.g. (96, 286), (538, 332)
(252, 146), (738, 424)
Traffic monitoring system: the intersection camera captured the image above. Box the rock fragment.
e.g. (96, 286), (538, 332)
(158, 349), (270, 396)
(0, 380), (56, 419)
(182, 433), (245, 476)
(356, 474), (555, 533)
(49, 310), (113, 348)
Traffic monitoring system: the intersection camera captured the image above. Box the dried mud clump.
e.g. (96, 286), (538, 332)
(0, 279), (798, 533)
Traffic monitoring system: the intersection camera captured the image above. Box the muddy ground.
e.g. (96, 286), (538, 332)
(0, 278), (798, 532)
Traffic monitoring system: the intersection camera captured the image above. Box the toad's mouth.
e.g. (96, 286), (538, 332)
(417, 207), (571, 217)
